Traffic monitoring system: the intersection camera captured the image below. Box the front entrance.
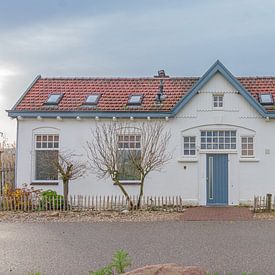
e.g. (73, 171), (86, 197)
(206, 154), (228, 205)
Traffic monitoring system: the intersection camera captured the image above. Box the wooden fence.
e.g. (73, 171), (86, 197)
(0, 164), (15, 195)
(254, 194), (275, 212)
(0, 194), (185, 212)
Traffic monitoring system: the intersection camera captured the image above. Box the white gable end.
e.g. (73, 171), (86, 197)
(177, 72), (261, 119)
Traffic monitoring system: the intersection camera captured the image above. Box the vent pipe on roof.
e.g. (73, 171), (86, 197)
(158, 70), (166, 77)
(156, 79), (166, 104)
(154, 69), (169, 78)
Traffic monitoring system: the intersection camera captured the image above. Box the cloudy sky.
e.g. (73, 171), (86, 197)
(1, 0), (275, 142)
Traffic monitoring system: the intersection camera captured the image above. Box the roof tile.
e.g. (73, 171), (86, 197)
(14, 76), (275, 113)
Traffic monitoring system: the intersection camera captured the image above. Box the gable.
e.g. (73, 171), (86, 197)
(177, 72), (261, 118)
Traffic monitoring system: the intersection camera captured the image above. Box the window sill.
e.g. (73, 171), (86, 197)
(178, 157), (198, 163)
(114, 181), (141, 185)
(31, 181), (59, 186)
(239, 158), (259, 162)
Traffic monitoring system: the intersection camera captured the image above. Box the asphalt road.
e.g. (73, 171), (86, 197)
(0, 221), (275, 275)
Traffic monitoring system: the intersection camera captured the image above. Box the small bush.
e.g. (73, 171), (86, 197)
(2, 183), (40, 210)
(40, 190), (64, 210)
(90, 249), (131, 275)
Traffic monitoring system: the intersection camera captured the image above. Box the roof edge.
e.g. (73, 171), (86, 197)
(10, 75), (41, 111)
(7, 110), (173, 119)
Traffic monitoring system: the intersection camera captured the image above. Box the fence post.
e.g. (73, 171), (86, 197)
(266, 193), (272, 212)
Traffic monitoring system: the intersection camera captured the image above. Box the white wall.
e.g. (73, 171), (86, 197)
(15, 72), (275, 205)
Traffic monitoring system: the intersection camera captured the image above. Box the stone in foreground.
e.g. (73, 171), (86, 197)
(124, 263), (206, 275)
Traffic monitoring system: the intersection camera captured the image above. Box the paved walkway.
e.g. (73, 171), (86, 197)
(182, 206), (253, 221)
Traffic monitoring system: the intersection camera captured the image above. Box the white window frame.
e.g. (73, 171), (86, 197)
(33, 134), (60, 183)
(200, 130), (237, 151)
(241, 136), (255, 158)
(117, 133), (141, 184)
(183, 136), (196, 156)
(213, 94), (224, 109)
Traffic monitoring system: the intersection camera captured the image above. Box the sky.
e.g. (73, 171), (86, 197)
(1, 0), (275, 142)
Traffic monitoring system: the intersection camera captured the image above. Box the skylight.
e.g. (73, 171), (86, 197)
(259, 93), (273, 105)
(85, 94), (101, 105)
(45, 94), (63, 105)
(128, 95), (143, 105)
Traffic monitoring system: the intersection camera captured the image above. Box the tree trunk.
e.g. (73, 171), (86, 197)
(115, 179), (133, 210)
(63, 179), (69, 210)
(137, 175), (145, 209)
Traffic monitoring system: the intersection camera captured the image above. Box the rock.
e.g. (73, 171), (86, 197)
(49, 212), (60, 217)
(121, 209), (129, 214)
(124, 263), (207, 275)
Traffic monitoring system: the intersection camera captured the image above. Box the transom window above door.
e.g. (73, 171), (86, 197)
(201, 130), (236, 150)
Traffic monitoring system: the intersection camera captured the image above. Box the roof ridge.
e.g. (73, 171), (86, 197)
(39, 76), (275, 80)
(237, 76), (275, 79)
(40, 76), (200, 80)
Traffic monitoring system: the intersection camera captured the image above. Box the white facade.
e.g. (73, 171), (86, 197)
(15, 72), (275, 205)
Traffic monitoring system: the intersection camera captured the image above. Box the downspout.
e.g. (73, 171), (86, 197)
(14, 118), (19, 188)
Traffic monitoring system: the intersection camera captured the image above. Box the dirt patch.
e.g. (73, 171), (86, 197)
(0, 210), (183, 223)
(254, 212), (275, 219)
(124, 264), (206, 275)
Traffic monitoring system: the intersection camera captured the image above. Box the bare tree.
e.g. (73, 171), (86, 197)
(87, 121), (171, 209)
(54, 151), (87, 206)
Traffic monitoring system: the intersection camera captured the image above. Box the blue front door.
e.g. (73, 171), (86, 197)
(206, 154), (228, 205)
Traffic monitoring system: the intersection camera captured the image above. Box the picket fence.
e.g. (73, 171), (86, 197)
(0, 194), (185, 212)
(0, 164), (15, 195)
(254, 194), (275, 212)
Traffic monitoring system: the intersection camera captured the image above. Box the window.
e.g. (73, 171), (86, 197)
(213, 94), (224, 108)
(183, 136), (196, 156)
(128, 95), (143, 105)
(117, 134), (141, 181)
(85, 94), (101, 105)
(259, 93), (273, 105)
(45, 94), (63, 105)
(241, 136), (254, 157)
(201, 130), (236, 150)
(35, 135), (59, 181)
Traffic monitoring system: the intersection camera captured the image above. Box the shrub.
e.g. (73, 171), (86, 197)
(40, 190), (64, 210)
(90, 249), (131, 275)
(2, 183), (40, 210)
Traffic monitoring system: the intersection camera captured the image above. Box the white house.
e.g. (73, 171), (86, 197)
(8, 60), (275, 206)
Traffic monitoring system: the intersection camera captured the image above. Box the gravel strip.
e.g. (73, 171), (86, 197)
(0, 210), (183, 223)
(254, 212), (275, 219)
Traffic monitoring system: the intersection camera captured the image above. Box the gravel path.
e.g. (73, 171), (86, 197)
(0, 220), (275, 275)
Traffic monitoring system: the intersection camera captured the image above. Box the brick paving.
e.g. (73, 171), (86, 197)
(182, 206), (253, 221)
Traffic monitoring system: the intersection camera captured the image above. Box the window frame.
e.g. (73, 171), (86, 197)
(183, 136), (196, 156)
(259, 93), (273, 105)
(117, 133), (142, 184)
(44, 93), (63, 105)
(200, 130), (237, 151)
(128, 94), (143, 106)
(84, 94), (101, 105)
(213, 94), (224, 109)
(241, 135), (255, 158)
(33, 134), (60, 183)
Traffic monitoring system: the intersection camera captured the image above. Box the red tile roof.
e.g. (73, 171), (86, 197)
(13, 76), (275, 113)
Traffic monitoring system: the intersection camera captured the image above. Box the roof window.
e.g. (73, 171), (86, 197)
(85, 94), (101, 105)
(45, 94), (63, 105)
(259, 93), (273, 105)
(128, 94), (143, 105)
